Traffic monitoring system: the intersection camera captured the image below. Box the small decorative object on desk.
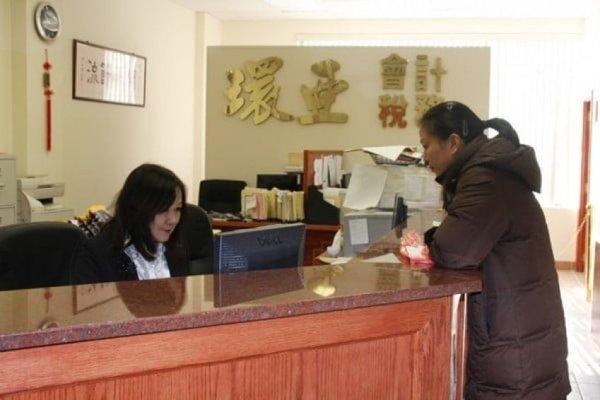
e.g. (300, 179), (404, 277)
(69, 207), (111, 238)
(399, 229), (434, 268)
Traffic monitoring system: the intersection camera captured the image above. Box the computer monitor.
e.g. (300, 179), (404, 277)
(214, 223), (306, 274)
(256, 174), (300, 191)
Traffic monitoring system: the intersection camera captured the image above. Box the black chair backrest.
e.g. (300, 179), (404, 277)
(0, 222), (86, 291)
(198, 179), (246, 214)
(257, 174), (300, 191)
(185, 204), (214, 275)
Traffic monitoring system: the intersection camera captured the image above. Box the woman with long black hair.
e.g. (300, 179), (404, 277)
(73, 164), (189, 284)
(420, 101), (570, 399)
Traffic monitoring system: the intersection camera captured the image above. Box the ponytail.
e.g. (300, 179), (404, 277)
(420, 101), (521, 147)
(484, 118), (520, 146)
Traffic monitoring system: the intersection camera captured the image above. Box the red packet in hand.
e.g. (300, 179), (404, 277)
(399, 230), (434, 268)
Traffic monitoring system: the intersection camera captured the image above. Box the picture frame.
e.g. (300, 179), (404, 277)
(72, 39), (146, 107)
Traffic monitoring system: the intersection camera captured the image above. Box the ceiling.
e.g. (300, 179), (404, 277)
(171, 0), (591, 21)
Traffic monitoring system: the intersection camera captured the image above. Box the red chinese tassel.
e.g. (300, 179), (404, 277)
(45, 97), (51, 151)
(43, 50), (53, 152)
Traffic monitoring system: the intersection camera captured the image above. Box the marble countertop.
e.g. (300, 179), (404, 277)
(0, 210), (482, 351)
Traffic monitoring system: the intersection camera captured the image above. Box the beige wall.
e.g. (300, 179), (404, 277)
(193, 13), (222, 203)
(0, 0), (12, 154)
(206, 45), (489, 185)
(9, 0), (28, 175)
(10, 0), (197, 214)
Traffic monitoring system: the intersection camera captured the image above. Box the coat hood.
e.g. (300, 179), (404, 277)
(438, 134), (542, 193)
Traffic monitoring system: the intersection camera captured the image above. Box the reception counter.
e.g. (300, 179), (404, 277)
(0, 211), (481, 399)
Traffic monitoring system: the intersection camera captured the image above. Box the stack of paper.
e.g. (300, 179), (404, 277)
(275, 189), (304, 222)
(241, 188), (270, 220)
(342, 165), (388, 210)
(241, 187), (304, 222)
(313, 155), (343, 188)
(321, 187), (346, 208)
(347, 146), (422, 165)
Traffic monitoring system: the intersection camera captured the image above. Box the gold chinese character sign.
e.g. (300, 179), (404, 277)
(415, 94), (445, 120)
(224, 69), (244, 115)
(299, 59), (349, 125)
(223, 56), (293, 125)
(379, 94), (408, 128)
(381, 53), (408, 90)
(415, 54), (429, 92)
(430, 57), (447, 93)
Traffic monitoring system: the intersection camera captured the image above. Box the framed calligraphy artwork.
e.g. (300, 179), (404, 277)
(73, 39), (146, 107)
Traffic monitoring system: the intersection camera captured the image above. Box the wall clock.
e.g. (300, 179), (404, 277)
(34, 2), (61, 41)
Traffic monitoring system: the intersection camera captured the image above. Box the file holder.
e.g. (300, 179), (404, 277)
(305, 186), (339, 225)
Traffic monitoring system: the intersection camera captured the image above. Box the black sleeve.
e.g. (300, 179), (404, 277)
(424, 226), (437, 246)
(70, 239), (105, 285)
(0, 263), (18, 291)
(428, 168), (508, 269)
(185, 205), (214, 275)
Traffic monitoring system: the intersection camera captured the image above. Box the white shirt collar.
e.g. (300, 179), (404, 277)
(124, 242), (171, 280)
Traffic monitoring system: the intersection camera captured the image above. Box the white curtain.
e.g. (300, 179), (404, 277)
(300, 38), (585, 208)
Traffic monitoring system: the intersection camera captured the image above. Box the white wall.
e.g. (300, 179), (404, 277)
(11, 0), (197, 214)
(544, 207), (579, 262)
(221, 19), (584, 46)
(588, 5), (600, 244)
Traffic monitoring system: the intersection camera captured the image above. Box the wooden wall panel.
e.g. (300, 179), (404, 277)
(2, 297), (452, 400)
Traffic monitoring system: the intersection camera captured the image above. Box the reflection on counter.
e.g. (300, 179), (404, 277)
(306, 265), (344, 297)
(116, 279), (186, 318)
(214, 267), (304, 308)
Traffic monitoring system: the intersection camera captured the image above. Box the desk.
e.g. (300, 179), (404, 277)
(0, 211), (481, 399)
(211, 219), (340, 266)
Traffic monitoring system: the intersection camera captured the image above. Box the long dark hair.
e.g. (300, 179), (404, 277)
(106, 164), (187, 261)
(419, 101), (520, 146)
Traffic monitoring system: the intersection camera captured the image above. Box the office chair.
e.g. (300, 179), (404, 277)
(198, 179), (246, 214)
(0, 222), (87, 291)
(185, 204), (214, 275)
(256, 174), (300, 191)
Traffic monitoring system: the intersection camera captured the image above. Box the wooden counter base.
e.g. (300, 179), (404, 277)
(2, 296), (452, 399)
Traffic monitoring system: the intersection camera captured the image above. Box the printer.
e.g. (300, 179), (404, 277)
(17, 176), (74, 223)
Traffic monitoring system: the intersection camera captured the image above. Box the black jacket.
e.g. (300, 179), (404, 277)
(428, 135), (570, 399)
(72, 228), (189, 285)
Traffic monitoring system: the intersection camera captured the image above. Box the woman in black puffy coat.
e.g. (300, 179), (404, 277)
(420, 102), (570, 400)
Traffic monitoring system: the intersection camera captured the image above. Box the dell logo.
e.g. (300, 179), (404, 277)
(257, 235), (283, 246)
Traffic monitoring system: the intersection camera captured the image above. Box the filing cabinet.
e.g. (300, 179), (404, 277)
(0, 154), (17, 227)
